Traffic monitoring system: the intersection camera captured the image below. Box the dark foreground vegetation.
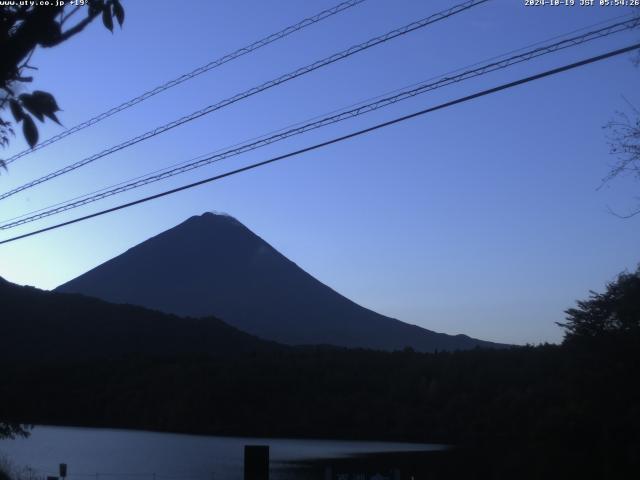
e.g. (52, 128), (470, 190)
(1, 268), (639, 478)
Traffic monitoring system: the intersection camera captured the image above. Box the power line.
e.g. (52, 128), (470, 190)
(1, 42), (638, 246)
(2, 0), (367, 166)
(2, 16), (638, 230)
(0, 0), (490, 201)
(3, 11), (636, 226)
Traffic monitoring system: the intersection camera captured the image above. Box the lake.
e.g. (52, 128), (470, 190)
(0, 427), (444, 480)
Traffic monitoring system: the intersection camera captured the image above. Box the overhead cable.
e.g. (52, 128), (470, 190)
(0, 0), (490, 201)
(2, 16), (638, 230)
(2, 41), (638, 246)
(2, 0), (368, 165)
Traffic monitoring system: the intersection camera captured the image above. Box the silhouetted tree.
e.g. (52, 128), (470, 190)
(0, 0), (124, 166)
(558, 266), (640, 341)
(603, 103), (640, 217)
(0, 422), (29, 440)
(602, 9), (640, 216)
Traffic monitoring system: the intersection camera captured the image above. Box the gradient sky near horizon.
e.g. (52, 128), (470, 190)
(0, 0), (639, 345)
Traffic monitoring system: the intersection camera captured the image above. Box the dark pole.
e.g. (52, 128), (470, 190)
(244, 445), (269, 480)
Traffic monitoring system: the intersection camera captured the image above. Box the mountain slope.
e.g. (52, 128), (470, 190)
(0, 276), (278, 362)
(57, 212), (504, 352)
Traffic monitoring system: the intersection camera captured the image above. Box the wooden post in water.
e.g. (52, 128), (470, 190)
(324, 466), (332, 480)
(244, 445), (269, 480)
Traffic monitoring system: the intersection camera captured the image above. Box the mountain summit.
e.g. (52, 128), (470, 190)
(57, 212), (503, 352)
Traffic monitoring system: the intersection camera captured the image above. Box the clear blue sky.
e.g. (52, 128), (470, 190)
(1, 0), (638, 345)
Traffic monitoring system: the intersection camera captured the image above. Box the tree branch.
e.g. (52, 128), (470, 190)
(55, 13), (100, 45)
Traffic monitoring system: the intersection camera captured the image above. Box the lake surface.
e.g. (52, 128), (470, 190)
(0, 427), (444, 480)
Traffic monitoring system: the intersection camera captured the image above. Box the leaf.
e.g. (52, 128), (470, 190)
(44, 111), (62, 126)
(9, 99), (24, 123)
(19, 94), (44, 122)
(37, 20), (62, 47)
(18, 91), (62, 125)
(22, 115), (38, 148)
(102, 4), (114, 32)
(31, 91), (62, 125)
(113, 0), (125, 27)
(88, 0), (103, 17)
(32, 91), (60, 112)
(0, 159), (6, 173)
